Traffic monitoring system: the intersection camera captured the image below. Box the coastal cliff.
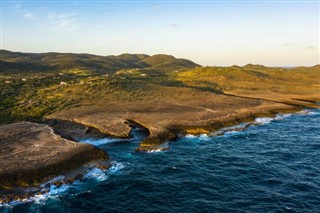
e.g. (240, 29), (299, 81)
(0, 122), (108, 190)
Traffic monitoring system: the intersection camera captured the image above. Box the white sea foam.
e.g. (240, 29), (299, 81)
(185, 134), (209, 139)
(80, 138), (132, 146)
(147, 148), (164, 153)
(83, 167), (108, 181)
(297, 109), (320, 115)
(222, 129), (247, 138)
(1, 162), (125, 206)
(199, 134), (210, 140)
(30, 193), (57, 204)
(185, 134), (197, 138)
(84, 161), (125, 180)
(183, 111), (308, 139)
(147, 143), (170, 153)
(275, 113), (292, 120)
(297, 110), (311, 115)
(310, 111), (320, 115)
(1, 184), (68, 206)
(49, 183), (72, 195)
(107, 162), (125, 175)
(254, 117), (274, 124)
(254, 109), (316, 124)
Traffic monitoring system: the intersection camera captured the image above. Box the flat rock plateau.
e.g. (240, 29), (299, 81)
(0, 122), (108, 192)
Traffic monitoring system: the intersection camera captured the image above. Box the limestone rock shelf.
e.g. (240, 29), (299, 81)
(0, 122), (108, 190)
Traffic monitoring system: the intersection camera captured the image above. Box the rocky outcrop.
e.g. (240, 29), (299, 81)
(0, 122), (108, 190)
(45, 118), (111, 141)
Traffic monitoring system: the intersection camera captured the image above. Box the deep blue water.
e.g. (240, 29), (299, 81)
(1, 109), (320, 212)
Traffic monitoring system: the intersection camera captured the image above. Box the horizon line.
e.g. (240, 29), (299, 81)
(1, 48), (319, 68)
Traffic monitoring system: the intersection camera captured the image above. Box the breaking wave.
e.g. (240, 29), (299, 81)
(0, 161), (125, 207)
(80, 138), (132, 146)
(146, 142), (170, 153)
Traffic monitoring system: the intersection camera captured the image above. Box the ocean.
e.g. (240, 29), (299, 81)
(1, 109), (320, 212)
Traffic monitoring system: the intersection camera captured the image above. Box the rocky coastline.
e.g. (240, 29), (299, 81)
(45, 99), (310, 152)
(0, 122), (109, 203)
(0, 102), (318, 203)
(0, 51), (319, 204)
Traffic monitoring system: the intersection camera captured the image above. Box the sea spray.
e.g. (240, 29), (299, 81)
(187, 110), (307, 139)
(80, 138), (133, 146)
(146, 142), (170, 153)
(0, 161), (125, 207)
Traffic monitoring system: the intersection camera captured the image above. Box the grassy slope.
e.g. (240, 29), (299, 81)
(1, 51), (319, 125)
(175, 65), (320, 105)
(0, 50), (200, 123)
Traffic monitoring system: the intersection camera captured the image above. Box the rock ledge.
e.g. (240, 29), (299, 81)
(0, 122), (108, 190)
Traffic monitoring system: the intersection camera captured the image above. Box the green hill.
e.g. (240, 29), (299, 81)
(0, 50), (200, 74)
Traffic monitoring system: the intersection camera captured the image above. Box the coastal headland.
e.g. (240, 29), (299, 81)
(0, 50), (319, 195)
(0, 122), (108, 202)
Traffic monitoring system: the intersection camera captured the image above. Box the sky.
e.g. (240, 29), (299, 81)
(0, 0), (319, 66)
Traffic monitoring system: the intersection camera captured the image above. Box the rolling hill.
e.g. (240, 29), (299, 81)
(0, 50), (200, 74)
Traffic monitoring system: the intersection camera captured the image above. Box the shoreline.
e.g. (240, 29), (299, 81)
(45, 101), (318, 152)
(0, 123), (109, 199)
(0, 106), (318, 204)
(47, 104), (315, 153)
(43, 106), (303, 152)
(136, 105), (307, 152)
(0, 161), (111, 205)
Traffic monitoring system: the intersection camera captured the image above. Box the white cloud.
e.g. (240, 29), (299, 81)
(16, 3), (38, 20)
(15, 4), (79, 33)
(47, 12), (79, 32)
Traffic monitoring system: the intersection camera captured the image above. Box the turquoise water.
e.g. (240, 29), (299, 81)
(1, 109), (320, 212)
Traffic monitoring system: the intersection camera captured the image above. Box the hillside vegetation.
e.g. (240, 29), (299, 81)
(0, 50), (319, 130)
(175, 65), (319, 105)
